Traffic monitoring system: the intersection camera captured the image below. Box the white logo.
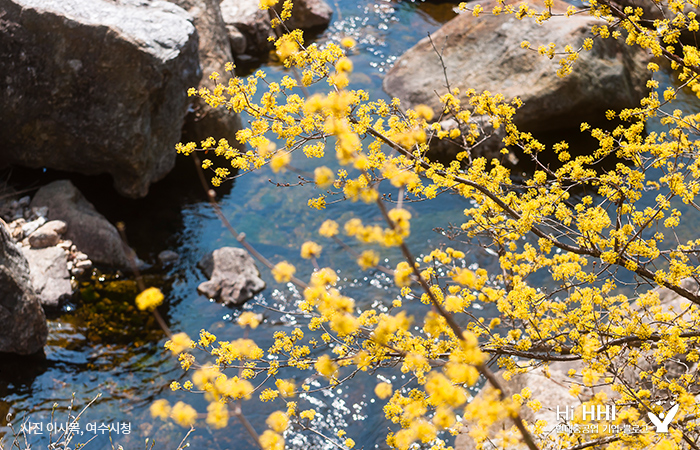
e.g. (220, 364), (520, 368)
(647, 404), (679, 433)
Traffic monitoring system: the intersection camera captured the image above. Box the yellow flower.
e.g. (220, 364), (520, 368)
(266, 411), (289, 433)
(150, 399), (170, 420)
(336, 57), (353, 73)
(375, 382), (392, 399)
(319, 220), (339, 237)
(135, 287), (164, 311)
(345, 438), (355, 448)
(413, 104), (434, 121)
(315, 166), (334, 188)
(300, 409), (316, 420)
(165, 332), (194, 355)
(315, 355), (338, 379)
(238, 311), (262, 329)
(272, 261), (296, 283)
(301, 241), (322, 259)
(357, 250), (379, 270)
(394, 261), (413, 287)
(259, 430), (284, 450)
(258, 0), (278, 9)
(206, 402), (229, 429)
(341, 37), (356, 48)
(275, 379), (296, 397)
(170, 401), (197, 427)
(452, 268), (476, 288)
(270, 151), (290, 173)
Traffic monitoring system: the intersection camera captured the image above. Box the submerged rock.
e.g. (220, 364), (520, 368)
(158, 249), (180, 265)
(0, 219), (48, 355)
(0, 0), (201, 198)
(197, 247), (266, 306)
(383, 0), (648, 134)
(31, 180), (138, 270)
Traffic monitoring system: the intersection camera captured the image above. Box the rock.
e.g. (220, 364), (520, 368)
(7, 218), (26, 241)
(383, 0), (649, 134)
(21, 246), (72, 309)
(17, 196), (30, 208)
(273, 0), (332, 31)
(28, 229), (59, 249)
(0, 0), (201, 198)
(220, 0), (332, 56)
(31, 180), (137, 270)
(27, 220), (67, 249)
(0, 219), (48, 355)
(167, 0), (243, 144)
(21, 217), (46, 238)
(28, 206), (48, 221)
(455, 361), (612, 449)
(57, 240), (72, 250)
(158, 249), (180, 264)
(220, 0), (274, 56)
(74, 259), (93, 270)
(227, 24), (248, 55)
(197, 247), (266, 306)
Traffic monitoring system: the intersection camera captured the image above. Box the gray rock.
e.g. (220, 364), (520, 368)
(28, 206), (48, 221)
(273, 0), (332, 31)
(227, 24), (248, 55)
(21, 246), (72, 309)
(0, 219), (48, 355)
(8, 218), (26, 241)
(383, 0), (649, 134)
(167, 0), (243, 144)
(31, 180), (137, 270)
(21, 217), (46, 238)
(28, 220), (67, 249)
(158, 249), (180, 264)
(0, 0), (201, 198)
(220, 0), (332, 56)
(74, 259), (93, 270)
(197, 247), (266, 306)
(28, 229), (59, 249)
(220, 0), (274, 56)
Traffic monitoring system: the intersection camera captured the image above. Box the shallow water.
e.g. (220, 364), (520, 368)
(3, 1), (700, 449)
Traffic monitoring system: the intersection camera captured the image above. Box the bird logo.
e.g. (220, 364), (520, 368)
(647, 404), (679, 433)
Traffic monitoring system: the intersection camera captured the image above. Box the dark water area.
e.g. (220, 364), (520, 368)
(2, 0), (700, 449)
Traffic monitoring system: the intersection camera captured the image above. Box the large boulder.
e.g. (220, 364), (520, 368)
(21, 246), (72, 310)
(0, 0), (201, 198)
(31, 180), (137, 270)
(197, 247), (266, 306)
(0, 220), (48, 355)
(383, 0), (649, 133)
(168, 0), (243, 144)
